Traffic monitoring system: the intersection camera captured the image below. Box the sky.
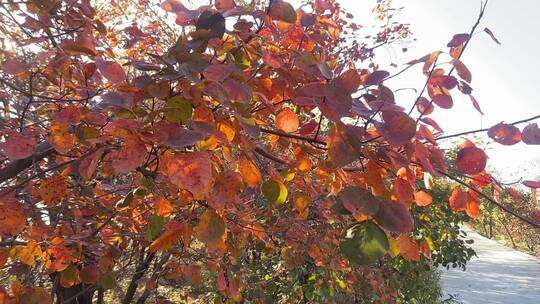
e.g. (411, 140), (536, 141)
(334, 0), (540, 181)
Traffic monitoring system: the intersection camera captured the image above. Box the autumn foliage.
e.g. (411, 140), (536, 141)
(0, 0), (539, 303)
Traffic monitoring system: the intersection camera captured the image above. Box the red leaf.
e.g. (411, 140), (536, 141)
(77, 148), (104, 180)
(377, 111), (416, 146)
(203, 64), (234, 82)
(421, 117), (442, 132)
(452, 59), (471, 83)
(487, 122), (522, 145)
(507, 187), (523, 201)
(393, 178), (414, 202)
(96, 58), (125, 84)
(447, 33), (470, 47)
(110, 137), (147, 174)
(455, 141), (487, 175)
(470, 172), (492, 188)
(522, 123), (540, 145)
(449, 187), (467, 211)
(469, 95), (483, 115)
(522, 180), (540, 188)
(0, 56), (30, 75)
(340, 187), (381, 217)
(0, 130), (36, 160)
(375, 201), (414, 233)
(529, 210), (540, 221)
(484, 27), (501, 45)
(321, 83), (352, 121)
(215, 0), (235, 11)
(416, 97), (434, 115)
(262, 52), (283, 68)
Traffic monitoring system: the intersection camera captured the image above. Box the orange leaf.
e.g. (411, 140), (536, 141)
(396, 235), (420, 261)
(156, 197), (174, 216)
(449, 187), (467, 211)
(239, 155), (262, 188)
(275, 108), (299, 133)
(149, 222), (188, 252)
(167, 151), (213, 200)
(414, 191), (432, 206)
(39, 174), (68, 205)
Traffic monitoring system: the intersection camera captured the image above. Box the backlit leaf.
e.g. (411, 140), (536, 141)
(340, 221), (389, 264)
(522, 123), (540, 145)
(194, 209), (226, 246)
(203, 64), (234, 82)
(487, 122), (521, 145)
(261, 179), (288, 205)
(447, 33), (469, 47)
(164, 96), (193, 123)
(239, 155), (262, 188)
(60, 264), (81, 288)
(452, 59), (471, 83)
(455, 141), (487, 175)
(377, 111), (416, 146)
(167, 151), (213, 200)
(96, 58), (125, 84)
(522, 180), (540, 188)
(275, 108), (299, 133)
(39, 174), (68, 205)
(449, 187), (467, 211)
(0, 130), (36, 160)
(484, 27), (501, 45)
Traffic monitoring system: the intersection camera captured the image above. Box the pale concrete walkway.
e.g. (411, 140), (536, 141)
(440, 226), (540, 304)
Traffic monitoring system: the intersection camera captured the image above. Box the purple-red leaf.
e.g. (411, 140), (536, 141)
(487, 122), (522, 145)
(484, 27), (501, 45)
(522, 123), (540, 145)
(447, 33), (470, 47)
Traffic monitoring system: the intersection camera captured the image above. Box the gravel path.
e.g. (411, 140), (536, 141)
(440, 226), (540, 304)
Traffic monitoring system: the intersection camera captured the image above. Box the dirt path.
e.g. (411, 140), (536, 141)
(440, 227), (540, 304)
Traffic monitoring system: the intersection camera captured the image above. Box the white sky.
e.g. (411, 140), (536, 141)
(335, 0), (540, 181)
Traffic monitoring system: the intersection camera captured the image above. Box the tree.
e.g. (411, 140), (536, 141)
(0, 0), (538, 303)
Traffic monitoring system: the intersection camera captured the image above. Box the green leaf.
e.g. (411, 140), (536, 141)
(146, 215), (165, 241)
(164, 96), (192, 123)
(100, 272), (116, 290)
(75, 125), (99, 142)
(117, 191), (134, 208)
(339, 221), (389, 264)
(261, 180), (288, 205)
